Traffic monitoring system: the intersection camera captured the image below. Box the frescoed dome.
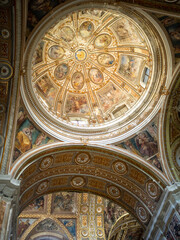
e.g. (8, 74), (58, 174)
(23, 7), (165, 142)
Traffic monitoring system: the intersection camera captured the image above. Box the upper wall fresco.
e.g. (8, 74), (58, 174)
(13, 102), (56, 163)
(114, 115), (164, 173)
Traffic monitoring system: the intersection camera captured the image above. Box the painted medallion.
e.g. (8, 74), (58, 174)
(89, 68), (103, 84)
(54, 64), (69, 80)
(71, 72), (84, 90)
(60, 26), (75, 42)
(97, 53), (115, 67)
(94, 34), (112, 48)
(48, 45), (64, 59)
(79, 21), (94, 38)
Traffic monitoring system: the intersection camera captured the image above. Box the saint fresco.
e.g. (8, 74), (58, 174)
(89, 68), (103, 84)
(118, 55), (144, 82)
(94, 34), (112, 48)
(13, 107), (52, 161)
(48, 45), (64, 59)
(119, 130), (158, 159)
(79, 21), (94, 38)
(54, 64), (69, 80)
(65, 94), (90, 115)
(71, 72), (84, 90)
(18, 218), (36, 238)
(97, 53), (115, 67)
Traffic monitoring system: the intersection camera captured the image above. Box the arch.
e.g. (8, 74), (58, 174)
(11, 144), (170, 229)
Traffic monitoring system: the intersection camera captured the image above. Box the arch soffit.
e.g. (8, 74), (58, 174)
(11, 144), (170, 228)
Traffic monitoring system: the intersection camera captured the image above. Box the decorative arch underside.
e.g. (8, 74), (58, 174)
(164, 77), (180, 181)
(14, 145), (167, 229)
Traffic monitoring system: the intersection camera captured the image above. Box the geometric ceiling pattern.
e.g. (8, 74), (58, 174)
(32, 9), (151, 127)
(17, 192), (142, 240)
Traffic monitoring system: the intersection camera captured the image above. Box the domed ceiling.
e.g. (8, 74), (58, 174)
(30, 9), (152, 129)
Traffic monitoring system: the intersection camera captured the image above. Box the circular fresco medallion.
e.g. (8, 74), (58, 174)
(107, 185), (121, 198)
(97, 229), (103, 237)
(1, 29), (10, 39)
(80, 21), (94, 38)
(71, 176), (86, 188)
(60, 26), (75, 42)
(96, 206), (102, 213)
(136, 206), (148, 223)
(81, 205), (89, 213)
(75, 152), (90, 164)
(36, 180), (49, 194)
(75, 49), (87, 61)
(81, 229), (88, 237)
(48, 45), (64, 59)
(97, 53), (115, 67)
(94, 34), (112, 48)
(0, 62), (13, 80)
(71, 72), (84, 90)
(146, 181), (158, 199)
(39, 156), (53, 171)
(89, 68), (103, 84)
(112, 161), (127, 175)
(54, 63), (69, 80)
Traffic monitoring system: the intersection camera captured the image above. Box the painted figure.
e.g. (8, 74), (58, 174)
(48, 45), (64, 59)
(53, 192), (76, 214)
(80, 21), (94, 38)
(15, 125), (35, 153)
(97, 53), (114, 67)
(71, 72), (84, 90)
(61, 27), (75, 42)
(65, 95), (89, 115)
(89, 68), (103, 84)
(135, 132), (158, 158)
(118, 55), (143, 81)
(54, 64), (68, 80)
(94, 34), (112, 48)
